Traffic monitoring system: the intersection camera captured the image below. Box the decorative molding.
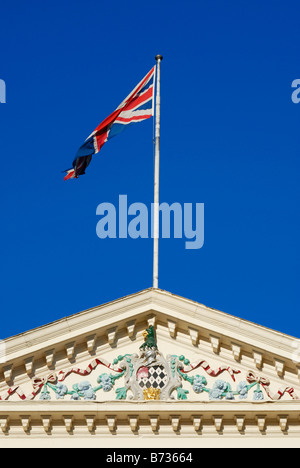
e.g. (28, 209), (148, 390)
(0, 332), (299, 403)
(0, 402), (299, 440)
(170, 415), (180, 432)
(256, 415), (266, 432)
(210, 335), (220, 354)
(231, 343), (241, 362)
(213, 415), (223, 431)
(1, 289), (298, 374)
(45, 349), (55, 369)
(253, 351), (263, 370)
(86, 334), (97, 354)
(65, 342), (75, 362)
(278, 415), (288, 432)
(192, 415), (202, 431)
(41, 415), (52, 433)
(24, 357), (34, 376)
(235, 415), (245, 432)
(128, 415), (139, 432)
(149, 415), (159, 432)
(188, 327), (199, 346)
(167, 319), (177, 338)
(275, 359), (285, 378)
(0, 416), (9, 433)
(85, 414), (96, 432)
(3, 365), (13, 384)
(21, 415), (31, 433)
(106, 415), (116, 432)
(126, 320), (136, 338)
(107, 327), (117, 346)
(63, 415), (73, 432)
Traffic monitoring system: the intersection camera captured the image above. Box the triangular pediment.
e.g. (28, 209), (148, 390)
(1, 289), (299, 405)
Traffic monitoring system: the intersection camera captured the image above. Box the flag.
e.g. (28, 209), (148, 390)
(63, 66), (156, 180)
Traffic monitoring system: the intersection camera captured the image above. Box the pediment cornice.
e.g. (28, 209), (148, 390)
(1, 289), (298, 367)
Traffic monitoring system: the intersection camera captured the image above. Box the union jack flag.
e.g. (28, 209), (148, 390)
(63, 66), (156, 180)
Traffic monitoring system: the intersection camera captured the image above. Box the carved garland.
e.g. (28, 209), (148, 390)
(0, 327), (298, 402)
(175, 355), (299, 401)
(0, 357), (124, 401)
(0, 353), (298, 402)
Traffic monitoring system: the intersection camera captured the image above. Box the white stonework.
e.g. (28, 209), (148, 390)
(0, 288), (299, 448)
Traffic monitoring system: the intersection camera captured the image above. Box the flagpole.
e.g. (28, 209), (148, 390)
(153, 54), (163, 289)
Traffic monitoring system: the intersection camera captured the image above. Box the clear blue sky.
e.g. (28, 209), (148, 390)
(0, 0), (299, 339)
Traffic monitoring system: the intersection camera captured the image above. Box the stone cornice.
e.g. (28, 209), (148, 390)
(0, 400), (299, 440)
(1, 289), (298, 366)
(1, 398), (300, 414)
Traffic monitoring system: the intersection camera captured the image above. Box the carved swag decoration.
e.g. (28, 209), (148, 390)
(0, 326), (298, 402)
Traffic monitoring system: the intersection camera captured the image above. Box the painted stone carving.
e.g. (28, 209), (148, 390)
(139, 326), (158, 351)
(143, 388), (161, 400)
(0, 326), (299, 402)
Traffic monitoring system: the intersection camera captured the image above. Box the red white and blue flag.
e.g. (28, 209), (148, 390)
(63, 66), (156, 180)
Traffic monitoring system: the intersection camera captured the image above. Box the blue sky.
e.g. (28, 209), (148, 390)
(0, 0), (299, 339)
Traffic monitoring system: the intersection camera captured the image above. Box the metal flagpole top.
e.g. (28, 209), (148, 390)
(155, 55), (163, 61)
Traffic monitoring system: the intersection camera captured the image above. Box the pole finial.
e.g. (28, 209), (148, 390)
(155, 54), (163, 61)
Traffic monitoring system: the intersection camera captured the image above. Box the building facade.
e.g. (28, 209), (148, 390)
(0, 289), (299, 448)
